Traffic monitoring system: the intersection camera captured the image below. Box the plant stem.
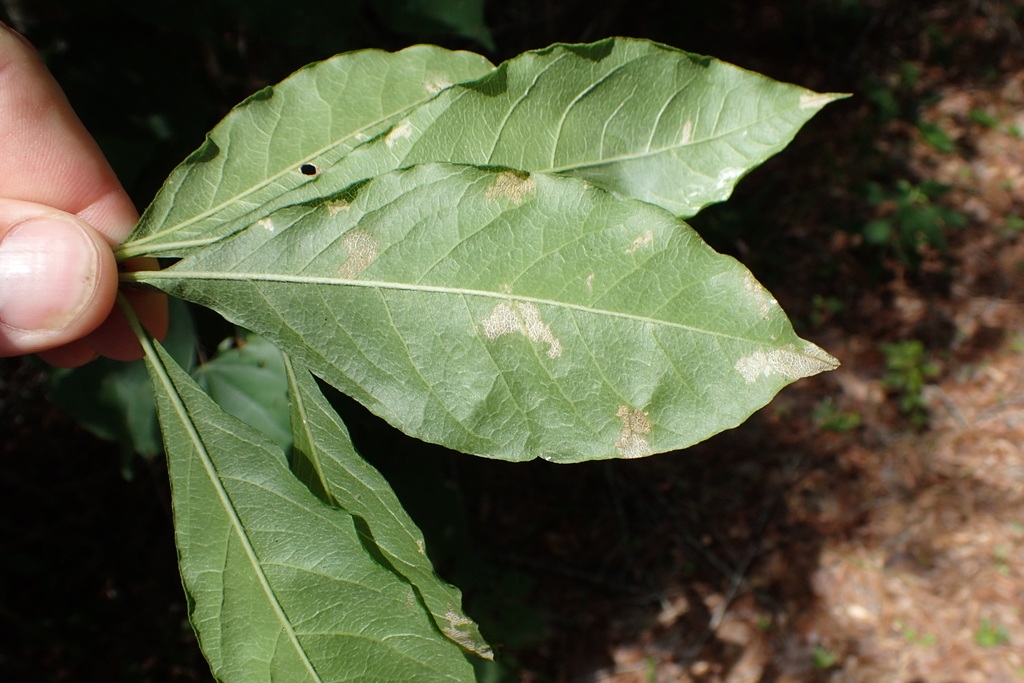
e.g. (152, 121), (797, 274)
(115, 292), (158, 360)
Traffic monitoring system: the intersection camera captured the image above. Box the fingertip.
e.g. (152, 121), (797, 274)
(0, 206), (117, 356)
(0, 18), (37, 52)
(37, 340), (99, 368)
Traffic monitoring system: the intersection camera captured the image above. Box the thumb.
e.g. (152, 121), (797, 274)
(0, 199), (117, 356)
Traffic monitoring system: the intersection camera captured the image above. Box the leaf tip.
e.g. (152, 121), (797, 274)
(442, 607), (493, 660)
(734, 343), (840, 384)
(183, 135), (221, 165)
(799, 91), (851, 110)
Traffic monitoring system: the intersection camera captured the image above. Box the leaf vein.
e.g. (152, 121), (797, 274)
(131, 270), (770, 347)
(486, 53), (567, 162)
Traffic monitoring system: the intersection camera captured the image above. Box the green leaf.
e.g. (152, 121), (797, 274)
(409, 39), (843, 216)
(142, 337), (476, 682)
(119, 45), (494, 259)
(131, 163), (838, 463)
(49, 355), (162, 457)
(223, 38), (844, 221)
(192, 332), (292, 453)
(917, 120), (955, 153)
(285, 357), (491, 658)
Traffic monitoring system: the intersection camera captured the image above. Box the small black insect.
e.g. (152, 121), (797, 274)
(299, 163), (319, 176)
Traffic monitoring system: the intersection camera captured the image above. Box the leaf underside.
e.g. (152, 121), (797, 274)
(347, 38), (845, 218)
(144, 338), (476, 682)
(135, 163), (838, 463)
(192, 332), (292, 453)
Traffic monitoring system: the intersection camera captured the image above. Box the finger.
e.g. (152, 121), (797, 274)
(37, 340), (98, 367)
(0, 23), (139, 245)
(0, 199), (117, 356)
(0, 22), (168, 362)
(39, 267), (169, 367)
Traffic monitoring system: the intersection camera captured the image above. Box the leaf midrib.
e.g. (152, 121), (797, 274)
(543, 99), (822, 174)
(128, 270), (774, 348)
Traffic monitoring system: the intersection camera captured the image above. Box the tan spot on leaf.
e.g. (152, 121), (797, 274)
(443, 607), (493, 659)
(325, 200), (349, 216)
(743, 272), (778, 319)
(385, 121), (413, 148)
(481, 301), (562, 359)
(485, 171), (536, 205)
(714, 166), (744, 191)
(615, 405), (652, 459)
(799, 92), (835, 110)
(625, 229), (655, 254)
(679, 120), (693, 145)
(337, 231), (378, 279)
(735, 343), (839, 383)
(257, 217), (275, 233)
(424, 75), (452, 94)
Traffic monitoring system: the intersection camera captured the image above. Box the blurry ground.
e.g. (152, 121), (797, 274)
(2, 1), (1024, 681)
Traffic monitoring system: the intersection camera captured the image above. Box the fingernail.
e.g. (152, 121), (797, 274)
(0, 218), (99, 332)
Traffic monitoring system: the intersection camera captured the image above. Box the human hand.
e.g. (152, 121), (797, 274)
(0, 21), (167, 366)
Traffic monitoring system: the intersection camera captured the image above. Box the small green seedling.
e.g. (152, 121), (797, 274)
(882, 339), (939, 426)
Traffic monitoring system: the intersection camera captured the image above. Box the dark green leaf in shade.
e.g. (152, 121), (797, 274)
(48, 298), (195, 464)
(192, 332), (292, 453)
